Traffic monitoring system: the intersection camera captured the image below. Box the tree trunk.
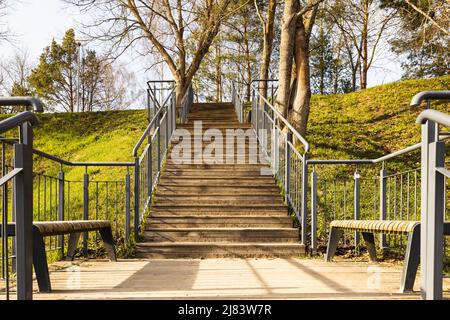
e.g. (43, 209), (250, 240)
(275, 0), (299, 118)
(360, 0), (369, 90)
(291, 19), (311, 137)
(258, 0), (277, 101)
(215, 44), (222, 102)
(175, 78), (188, 108)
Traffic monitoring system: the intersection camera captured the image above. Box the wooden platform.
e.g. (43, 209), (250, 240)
(20, 258), (449, 300)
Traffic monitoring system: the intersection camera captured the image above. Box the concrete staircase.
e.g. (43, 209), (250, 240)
(136, 102), (305, 258)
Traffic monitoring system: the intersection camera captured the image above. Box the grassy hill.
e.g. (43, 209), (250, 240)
(0, 75), (448, 258)
(0, 75), (447, 180)
(309, 75), (450, 162)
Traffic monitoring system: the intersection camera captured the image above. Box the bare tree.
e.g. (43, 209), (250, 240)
(65, 0), (235, 106)
(0, 49), (33, 96)
(254, 0), (278, 99)
(404, 0), (449, 36)
(97, 62), (139, 110)
(275, 0), (323, 137)
(329, 0), (396, 90)
(0, 0), (9, 43)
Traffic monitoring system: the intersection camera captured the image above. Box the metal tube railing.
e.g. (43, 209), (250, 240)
(248, 80), (310, 245)
(0, 106), (37, 300)
(414, 92), (450, 300)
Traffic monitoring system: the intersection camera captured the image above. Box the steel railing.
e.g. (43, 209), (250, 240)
(133, 81), (193, 236)
(0, 100), (41, 300)
(413, 92), (450, 300)
(240, 81), (450, 299)
(179, 85), (194, 124)
(0, 82), (194, 300)
(245, 80), (310, 245)
(231, 81), (245, 123)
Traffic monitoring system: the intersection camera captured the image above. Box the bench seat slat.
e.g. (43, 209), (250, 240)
(329, 220), (419, 234)
(33, 220), (111, 236)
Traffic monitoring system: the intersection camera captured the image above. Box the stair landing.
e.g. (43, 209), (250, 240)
(136, 102), (305, 258)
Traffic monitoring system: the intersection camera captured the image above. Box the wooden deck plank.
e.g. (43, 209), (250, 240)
(7, 258), (441, 300)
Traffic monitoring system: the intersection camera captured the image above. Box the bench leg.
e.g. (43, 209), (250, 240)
(325, 227), (342, 262)
(66, 232), (81, 261)
(361, 232), (377, 262)
(99, 228), (117, 261)
(400, 226), (420, 293)
(32, 228), (52, 292)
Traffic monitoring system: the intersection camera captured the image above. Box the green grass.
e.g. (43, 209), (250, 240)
(1, 76), (449, 261)
(308, 75), (450, 165)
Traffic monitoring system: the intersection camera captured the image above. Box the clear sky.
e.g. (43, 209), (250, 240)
(2, 0), (404, 94)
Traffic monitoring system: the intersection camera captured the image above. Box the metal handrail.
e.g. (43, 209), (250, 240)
(308, 143), (422, 165)
(132, 101), (169, 157)
(0, 168), (23, 187)
(0, 111), (39, 133)
(33, 149), (135, 167)
(410, 91), (450, 107)
(416, 109), (450, 127)
(0, 97), (45, 112)
(251, 83), (310, 152)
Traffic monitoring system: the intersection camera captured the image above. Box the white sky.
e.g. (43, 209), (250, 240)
(1, 0), (404, 97)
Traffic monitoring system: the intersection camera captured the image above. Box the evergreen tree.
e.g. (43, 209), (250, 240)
(381, 0), (449, 79)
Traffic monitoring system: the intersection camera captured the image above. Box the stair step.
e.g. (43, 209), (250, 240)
(154, 200), (284, 206)
(137, 102), (296, 259)
(147, 216), (292, 228)
(164, 164), (268, 170)
(159, 178), (275, 184)
(162, 172), (271, 178)
(142, 227), (299, 243)
(135, 242), (305, 258)
(150, 207), (288, 216)
(163, 167), (269, 173)
(155, 188), (280, 196)
(176, 126), (252, 130)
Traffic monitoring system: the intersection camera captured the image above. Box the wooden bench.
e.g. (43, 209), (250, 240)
(1, 220), (116, 292)
(325, 220), (450, 293)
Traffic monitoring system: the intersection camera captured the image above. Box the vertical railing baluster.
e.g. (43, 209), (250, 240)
(301, 153), (308, 246)
(83, 171), (89, 256)
(58, 168), (65, 257)
(323, 179), (327, 239)
(133, 158), (140, 239)
(311, 167), (317, 254)
(115, 182), (118, 239)
(353, 170), (361, 248)
(105, 182), (109, 221)
(379, 167), (387, 250)
(125, 173), (131, 241)
(284, 133), (291, 205)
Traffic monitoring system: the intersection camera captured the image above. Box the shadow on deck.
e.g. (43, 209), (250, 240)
(29, 258), (450, 300)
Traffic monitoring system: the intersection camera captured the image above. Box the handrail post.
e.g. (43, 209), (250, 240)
(14, 122), (33, 300)
(420, 112), (435, 298)
(125, 173), (131, 241)
(425, 140), (444, 300)
(83, 171), (89, 256)
(353, 170), (361, 249)
(148, 144), (153, 199)
(420, 113), (444, 300)
(58, 168), (65, 257)
(284, 132), (292, 204)
(133, 157), (140, 239)
(379, 167), (387, 251)
(311, 167), (317, 255)
(301, 153), (308, 246)
(254, 89), (258, 139)
(165, 107), (169, 152)
(157, 116), (161, 173)
(272, 121), (278, 175)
